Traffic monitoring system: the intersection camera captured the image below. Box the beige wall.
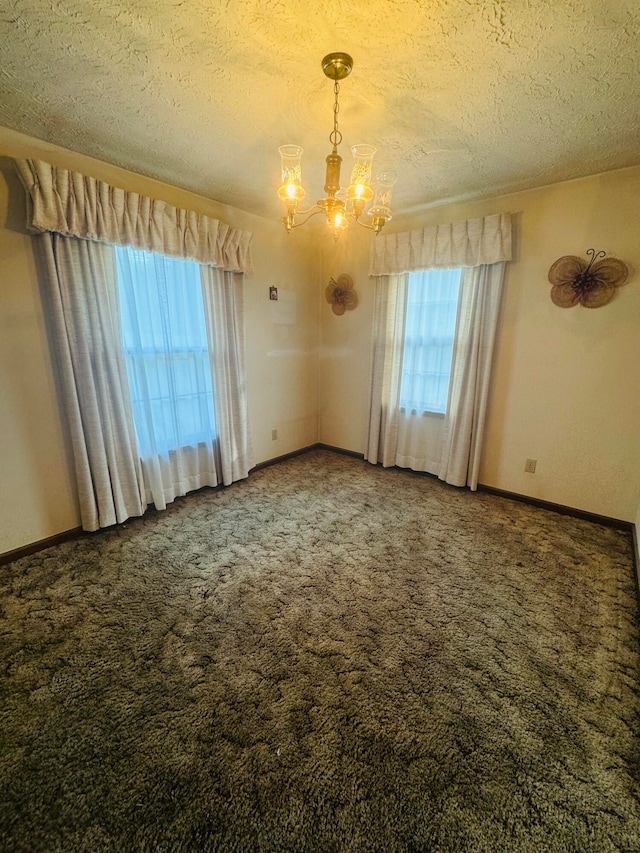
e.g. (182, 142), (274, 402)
(0, 128), (319, 553)
(319, 168), (640, 523)
(318, 226), (374, 452)
(2, 125), (639, 554)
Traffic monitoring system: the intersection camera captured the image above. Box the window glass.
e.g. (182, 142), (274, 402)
(399, 268), (462, 414)
(115, 246), (216, 456)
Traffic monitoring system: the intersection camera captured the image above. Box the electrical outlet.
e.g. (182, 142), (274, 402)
(524, 458), (537, 474)
(271, 428), (278, 441)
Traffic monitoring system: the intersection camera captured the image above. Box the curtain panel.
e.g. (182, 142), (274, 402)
(37, 234), (146, 531)
(369, 212), (511, 276)
(365, 274), (408, 467)
(115, 245), (221, 511)
(15, 159), (253, 273)
(201, 267), (254, 486)
(438, 262), (507, 489)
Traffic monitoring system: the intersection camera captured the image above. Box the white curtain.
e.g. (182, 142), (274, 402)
(201, 267), (254, 486)
(115, 245), (220, 510)
(37, 234), (146, 531)
(439, 263), (506, 489)
(365, 274), (408, 467)
(365, 273), (448, 475)
(365, 213), (512, 490)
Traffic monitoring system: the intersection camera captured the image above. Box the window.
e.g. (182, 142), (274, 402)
(115, 246), (216, 457)
(399, 267), (462, 414)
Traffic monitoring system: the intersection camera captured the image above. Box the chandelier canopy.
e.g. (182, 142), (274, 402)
(277, 53), (396, 239)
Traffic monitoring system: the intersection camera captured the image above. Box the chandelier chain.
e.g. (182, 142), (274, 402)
(329, 79), (342, 149)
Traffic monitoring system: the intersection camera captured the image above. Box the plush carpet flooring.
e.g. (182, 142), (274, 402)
(1, 449), (639, 852)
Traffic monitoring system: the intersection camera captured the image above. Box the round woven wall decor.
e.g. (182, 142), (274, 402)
(326, 274), (358, 315)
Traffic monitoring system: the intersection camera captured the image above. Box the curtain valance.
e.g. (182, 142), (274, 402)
(14, 159), (253, 273)
(369, 213), (512, 276)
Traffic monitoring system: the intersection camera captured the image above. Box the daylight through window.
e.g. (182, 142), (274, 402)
(115, 246), (216, 457)
(399, 268), (462, 414)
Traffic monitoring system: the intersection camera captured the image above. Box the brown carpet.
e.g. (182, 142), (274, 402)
(1, 450), (639, 851)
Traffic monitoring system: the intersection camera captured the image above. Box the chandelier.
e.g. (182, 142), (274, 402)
(277, 52), (396, 239)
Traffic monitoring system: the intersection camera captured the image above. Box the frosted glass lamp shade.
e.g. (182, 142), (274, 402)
(278, 145), (306, 202)
(347, 144), (376, 203)
(369, 171), (397, 220)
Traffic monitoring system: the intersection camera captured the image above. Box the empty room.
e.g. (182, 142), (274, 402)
(1, 2), (639, 850)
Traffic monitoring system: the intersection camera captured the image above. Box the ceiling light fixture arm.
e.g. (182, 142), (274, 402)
(352, 217), (391, 236)
(282, 208), (324, 233)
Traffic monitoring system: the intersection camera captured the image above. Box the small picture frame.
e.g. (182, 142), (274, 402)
(269, 286), (278, 301)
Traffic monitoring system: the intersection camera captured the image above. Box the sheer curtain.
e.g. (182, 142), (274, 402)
(366, 214), (512, 489)
(17, 158), (254, 530)
(115, 245), (220, 509)
(365, 273), (448, 475)
(399, 268), (462, 414)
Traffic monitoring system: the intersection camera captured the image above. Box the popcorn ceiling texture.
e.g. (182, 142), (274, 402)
(0, 0), (639, 218)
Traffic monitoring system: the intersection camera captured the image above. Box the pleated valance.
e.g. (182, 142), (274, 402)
(369, 212), (512, 276)
(14, 159), (253, 273)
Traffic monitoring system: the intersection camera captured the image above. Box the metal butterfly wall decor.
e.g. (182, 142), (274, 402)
(548, 249), (628, 308)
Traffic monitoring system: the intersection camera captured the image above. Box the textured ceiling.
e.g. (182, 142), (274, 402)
(1, 0), (639, 222)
